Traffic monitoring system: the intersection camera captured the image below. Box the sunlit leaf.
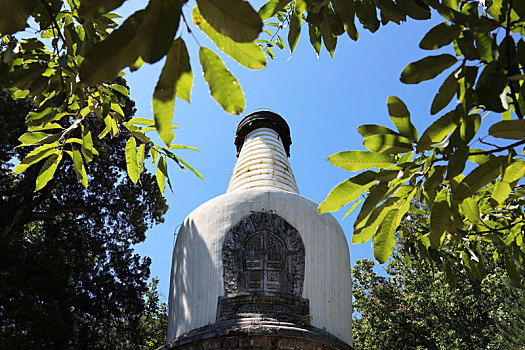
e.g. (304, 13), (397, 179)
(328, 151), (396, 171)
(363, 134), (413, 154)
(125, 137), (139, 184)
(358, 124), (399, 137)
(374, 208), (398, 263)
(35, 152), (63, 192)
(258, 0), (289, 20)
(417, 109), (458, 152)
(68, 148), (88, 188)
(318, 171), (377, 213)
(453, 157), (502, 201)
(153, 38), (192, 146)
(458, 196), (480, 223)
(387, 96), (418, 142)
(430, 188), (449, 249)
(193, 7), (266, 69)
(13, 143), (60, 174)
(199, 47), (245, 114)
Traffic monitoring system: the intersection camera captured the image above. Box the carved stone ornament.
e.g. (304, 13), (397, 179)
(222, 211), (305, 298)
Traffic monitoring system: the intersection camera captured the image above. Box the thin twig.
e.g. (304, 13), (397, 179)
(469, 139), (525, 155)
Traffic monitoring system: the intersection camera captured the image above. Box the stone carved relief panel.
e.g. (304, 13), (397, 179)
(222, 211), (305, 298)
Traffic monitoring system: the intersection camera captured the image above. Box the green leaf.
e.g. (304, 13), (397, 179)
(138, 0), (182, 64)
(68, 148), (88, 188)
(153, 38), (192, 146)
(18, 132), (50, 146)
(35, 152), (62, 192)
(476, 63), (509, 112)
(400, 54), (457, 84)
(125, 137), (140, 184)
(332, 0), (358, 40)
(489, 120), (525, 140)
(474, 31), (493, 63)
(196, 0), (263, 42)
(363, 134), (413, 154)
(453, 157), (502, 201)
(358, 124), (399, 137)
(288, 10), (302, 53)
(80, 10), (144, 85)
(417, 109), (458, 152)
(396, 0), (430, 20)
(13, 143), (60, 174)
(505, 250), (522, 288)
(78, 0), (126, 19)
(258, 0), (289, 20)
(320, 14), (337, 58)
(491, 161), (525, 206)
(81, 125), (97, 163)
(430, 189), (449, 249)
(328, 151), (396, 171)
(373, 208), (398, 263)
(318, 171), (377, 213)
(308, 23), (322, 56)
(374, 0), (405, 24)
(420, 23), (460, 50)
(355, 0), (380, 33)
(387, 96), (418, 142)
(502, 161), (525, 183)
(199, 47), (245, 115)
(431, 71), (458, 115)
(459, 196), (479, 223)
(109, 84), (129, 96)
(446, 145), (468, 179)
(156, 156), (168, 193)
(193, 7), (266, 69)
(355, 182), (390, 229)
(0, 0), (37, 35)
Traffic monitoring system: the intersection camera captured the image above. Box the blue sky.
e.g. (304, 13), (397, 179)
(118, 1), (447, 300)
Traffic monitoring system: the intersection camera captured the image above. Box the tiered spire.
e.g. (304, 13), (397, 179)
(227, 111), (299, 194)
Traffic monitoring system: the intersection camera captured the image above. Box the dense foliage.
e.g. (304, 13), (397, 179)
(352, 242), (521, 349)
(0, 89), (169, 348)
(317, 0), (525, 287)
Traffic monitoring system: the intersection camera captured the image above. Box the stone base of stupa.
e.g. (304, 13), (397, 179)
(164, 317), (353, 350)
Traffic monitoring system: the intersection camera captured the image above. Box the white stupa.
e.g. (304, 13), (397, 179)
(165, 111), (353, 349)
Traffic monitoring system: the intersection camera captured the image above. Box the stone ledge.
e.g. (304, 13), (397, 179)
(164, 318), (352, 350)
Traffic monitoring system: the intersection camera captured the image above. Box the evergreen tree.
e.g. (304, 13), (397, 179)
(0, 88), (169, 348)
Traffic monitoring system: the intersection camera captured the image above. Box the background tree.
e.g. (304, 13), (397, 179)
(352, 240), (518, 350)
(0, 88), (169, 348)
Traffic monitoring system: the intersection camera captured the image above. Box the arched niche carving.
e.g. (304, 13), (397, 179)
(222, 211), (305, 298)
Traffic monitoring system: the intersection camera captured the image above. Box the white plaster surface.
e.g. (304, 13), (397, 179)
(167, 189), (353, 346)
(227, 128), (299, 194)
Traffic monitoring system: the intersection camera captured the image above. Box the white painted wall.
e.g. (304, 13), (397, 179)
(167, 188), (352, 346)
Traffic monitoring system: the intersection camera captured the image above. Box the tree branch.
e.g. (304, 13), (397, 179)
(469, 139), (525, 155)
